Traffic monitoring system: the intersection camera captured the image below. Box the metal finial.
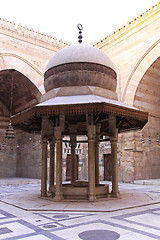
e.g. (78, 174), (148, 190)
(77, 24), (83, 44)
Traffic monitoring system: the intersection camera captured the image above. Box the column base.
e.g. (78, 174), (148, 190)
(54, 193), (63, 201)
(41, 191), (47, 197)
(71, 181), (76, 186)
(48, 185), (54, 193)
(88, 193), (96, 202)
(111, 190), (119, 198)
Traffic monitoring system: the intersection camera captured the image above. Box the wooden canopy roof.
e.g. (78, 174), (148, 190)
(11, 95), (148, 134)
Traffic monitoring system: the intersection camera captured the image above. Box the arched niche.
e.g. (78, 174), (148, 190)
(0, 69), (42, 115)
(0, 53), (45, 94)
(131, 57), (160, 180)
(122, 40), (160, 105)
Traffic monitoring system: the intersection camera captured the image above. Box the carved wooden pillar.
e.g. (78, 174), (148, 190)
(109, 115), (119, 197)
(41, 116), (49, 197)
(95, 124), (100, 185)
(95, 138), (99, 185)
(49, 139), (55, 191)
(88, 125), (96, 201)
(70, 135), (76, 185)
(41, 138), (48, 197)
(54, 126), (63, 200)
(110, 135), (118, 197)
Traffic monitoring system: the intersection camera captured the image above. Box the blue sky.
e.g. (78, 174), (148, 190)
(0, 0), (157, 44)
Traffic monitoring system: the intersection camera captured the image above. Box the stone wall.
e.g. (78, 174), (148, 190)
(16, 131), (42, 178)
(0, 129), (16, 177)
(118, 124), (160, 182)
(0, 128), (42, 179)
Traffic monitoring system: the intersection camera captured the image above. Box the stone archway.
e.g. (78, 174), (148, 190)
(122, 40), (160, 105)
(0, 69), (42, 116)
(118, 43), (160, 182)
(119, 56), (160, 182)
(0, 53), (45, 94)
(0, 68), (42, 178)
(132, 57), (160, 180)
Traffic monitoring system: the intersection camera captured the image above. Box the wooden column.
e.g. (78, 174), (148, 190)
(110, 135), (119, 197)
(54, 126), (63, 200)
(109, 115), (119, 197)
(41, 139), (48, 197)
(41, 116), (49, 197)
(95, 124), (100, 185)
(49, 139), (55, 191)
(95, 138), (99, 185)
(88, 125), (96, 201)
(70, 135), (76, 185)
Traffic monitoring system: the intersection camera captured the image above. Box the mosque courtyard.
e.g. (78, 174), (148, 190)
(0, 178), (160, 239)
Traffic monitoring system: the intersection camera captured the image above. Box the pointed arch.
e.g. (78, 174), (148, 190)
(122, 40), (160, 105)
(0, 53), (45, 94)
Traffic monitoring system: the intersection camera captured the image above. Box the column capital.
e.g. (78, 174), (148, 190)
(59, 114), (65, 131)
(49, 138), (55, 146)
(88, 125), (96, 139)
(42, 116), (49, 121)
(109, 114), (117, 135)
(110, 136), (118, 143)
(54, 126), (62, 140)
(96, 123), (101, 132)
(70, 134), (76, 147)
(110, 129), (118, 143)
(41, 116), (50, 139)
(42, 138), (47, 144)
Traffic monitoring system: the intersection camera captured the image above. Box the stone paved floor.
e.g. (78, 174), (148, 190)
(0, 178), (160, 239)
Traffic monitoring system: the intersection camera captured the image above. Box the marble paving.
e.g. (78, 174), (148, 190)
(0, 179), (160, 239)
(0, 204), (160, 239)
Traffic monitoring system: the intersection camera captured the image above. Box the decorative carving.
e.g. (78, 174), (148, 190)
(58, 39), (64, 47)
(94, 1), (160, 47)
(2, 18), (9, 28)
(23, 25), (28, 35)
(17, 23), (23, 32)
(9, 21), (16, 31)
(41, 32), (46, 41)
(0, 18), (68, 48)
(46, 35), (53, 43)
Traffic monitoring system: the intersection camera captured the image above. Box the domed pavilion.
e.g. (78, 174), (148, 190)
(12, 31), (148, 201)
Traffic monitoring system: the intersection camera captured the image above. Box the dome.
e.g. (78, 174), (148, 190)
(45, 44), (115, 72)
(44, 44), (117, 95)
